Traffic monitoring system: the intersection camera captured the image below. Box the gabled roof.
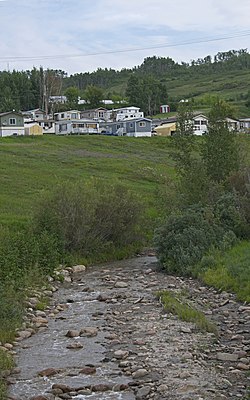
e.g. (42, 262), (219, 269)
(0, 111), (23, 117)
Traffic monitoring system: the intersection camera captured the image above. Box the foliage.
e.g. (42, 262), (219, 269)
(202, 99), (239, 183)
(84, 85), (104, 108)
(201, 241), (250, 302)
(64, 86), (80, 108)
(0, 283), (24, 343)
(33, 180), (145, 261)
(126, 74), (167, 115)
(170, 102), (196, 173)
(154, 207), (225, 275)
(156, 290), (217, 334)
(0, 227), (60, 283)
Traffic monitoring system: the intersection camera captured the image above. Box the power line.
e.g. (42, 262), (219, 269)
(0, 30), (250, 63)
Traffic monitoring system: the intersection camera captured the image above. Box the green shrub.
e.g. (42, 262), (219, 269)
(214, 192), (248, 238)
(154, 208), (224, 275)
(33, 180), (145, 260)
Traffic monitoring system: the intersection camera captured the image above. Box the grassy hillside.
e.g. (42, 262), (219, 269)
(0, 135), (175, 230)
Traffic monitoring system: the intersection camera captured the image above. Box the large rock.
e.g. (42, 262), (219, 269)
(38, 368), (61, 377)
(217, 352), (239, 362)
(72, 264), (86, 273)
(80, 327), (98, 337)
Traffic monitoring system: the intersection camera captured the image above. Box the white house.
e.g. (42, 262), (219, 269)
(22, 108), (47, 121)
(0, 111), (25, 137)
(113, 106), (144, 122)
(193, 114), (208, 135)
(239, 118), (250, 132)
(55, 119), (99, 135)
(54, 110), (81, 121)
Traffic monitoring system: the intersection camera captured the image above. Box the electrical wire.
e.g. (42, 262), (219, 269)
(0, 30), (250, 63)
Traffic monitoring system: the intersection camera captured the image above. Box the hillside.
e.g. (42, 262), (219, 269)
(1, 49), (250, 117)
(0, 135), (174, 230)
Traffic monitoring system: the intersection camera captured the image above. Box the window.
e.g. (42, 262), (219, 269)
(201, 120), (207, 125)
(116, 124), (121, 129)
(130, 123), (133, 128)
(139, 122), (146, 127)
(61, 124), (67, 131)
(194, 120), (201, 125)
(9, 118), (16, 125)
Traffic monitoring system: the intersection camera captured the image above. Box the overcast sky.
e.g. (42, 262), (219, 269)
(0, 0), (250, 75)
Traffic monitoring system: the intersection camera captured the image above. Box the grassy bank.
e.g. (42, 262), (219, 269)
(201, 241), (250, 303)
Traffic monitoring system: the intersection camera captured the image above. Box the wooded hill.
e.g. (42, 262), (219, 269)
(0, 48), (250, 117)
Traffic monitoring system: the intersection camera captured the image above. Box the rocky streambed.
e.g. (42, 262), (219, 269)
(5, 255), (250, 399)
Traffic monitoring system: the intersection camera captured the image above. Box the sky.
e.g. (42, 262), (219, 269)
(0, 0), (250, 75)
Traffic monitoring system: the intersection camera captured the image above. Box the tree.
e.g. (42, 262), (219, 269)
(202, 99), (239, 183)
(126, 74), (167, 115)
(84, 85), (104, 108)
(64, 86), (80, 108)
(171, 102), (195, 173)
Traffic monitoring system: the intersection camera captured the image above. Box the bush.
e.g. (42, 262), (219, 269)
(0, 227), (60, 282)
(154, 208), (224, 275)
(33, 180), (145, 261)
(214, 192), (247, 237)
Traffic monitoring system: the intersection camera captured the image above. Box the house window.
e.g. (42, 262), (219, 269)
(194, 120), (201, 125)
(9, 118), (16, 125)
(130, 123), (133, 128)
(61, 124), (67, 131)
(139, 122), (146, 127)
(116, 124), (121, 129)
(201, 120), (207, 125)
(194, 126), (201, 130)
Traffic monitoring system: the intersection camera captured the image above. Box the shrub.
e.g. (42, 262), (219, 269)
(33, 180), (145, 260)
(214, 192), (247, 237)
(154, 208), (224, 275)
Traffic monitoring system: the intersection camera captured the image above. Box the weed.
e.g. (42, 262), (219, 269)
(156, 290), (218, 335)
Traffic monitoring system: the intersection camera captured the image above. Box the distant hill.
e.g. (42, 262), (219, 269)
(0, 49), (249, 117)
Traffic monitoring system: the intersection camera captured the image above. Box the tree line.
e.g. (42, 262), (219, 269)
(0, 48), (249, 114)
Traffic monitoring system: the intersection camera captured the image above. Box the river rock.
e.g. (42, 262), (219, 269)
(132, 368), (148, 378)
(72, 265), (86, 273)
(51, 383), (72, 393)
(115, 281), (128, 288)
(66, 342), (83, 349)
(79, 366), (96, 374)
(65, 330), (80, 338)
(92, 383), (113, 392)
(80, 327), (98, 337)
(38, 368), (61, 377)
(16, 330), (32, 340)
(217, 352), (239, 362)
(114, 350), (129, 359)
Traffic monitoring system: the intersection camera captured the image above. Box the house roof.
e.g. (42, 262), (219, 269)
(81, 107), (108, 113)
(0, 111), (23, 117)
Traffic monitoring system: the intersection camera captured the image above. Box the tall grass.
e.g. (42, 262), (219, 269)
(201, 241), (250, 302)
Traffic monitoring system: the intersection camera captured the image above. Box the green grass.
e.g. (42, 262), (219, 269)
(0, 135), (175, 230)
(201, 241), (250, 302)
(156, 290), (217, 334)
(0, 348), (14, 400)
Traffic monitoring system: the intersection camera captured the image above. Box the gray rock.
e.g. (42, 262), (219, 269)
(217, 352), (239, 362)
